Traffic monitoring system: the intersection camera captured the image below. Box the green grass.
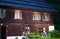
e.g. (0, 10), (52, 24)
(29, 38), (60, 39)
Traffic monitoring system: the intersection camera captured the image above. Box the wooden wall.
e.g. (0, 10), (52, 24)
(0, 8), (54, 36)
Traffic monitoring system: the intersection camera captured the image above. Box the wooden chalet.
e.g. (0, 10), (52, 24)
(0, 0), (57, 38)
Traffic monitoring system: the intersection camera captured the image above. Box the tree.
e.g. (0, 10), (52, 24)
(45, 0), (60, 31)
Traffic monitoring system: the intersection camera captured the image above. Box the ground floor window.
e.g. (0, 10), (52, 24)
(39, 28), (43, 33)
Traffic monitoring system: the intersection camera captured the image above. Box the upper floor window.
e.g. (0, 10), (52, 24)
(0, 9), (6, 18)
(42, 13), (50, 21)
(33, 11), (41, 20)
(14, 10), (22, 19)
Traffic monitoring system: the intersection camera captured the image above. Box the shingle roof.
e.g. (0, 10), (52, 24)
(0, 0), (57, 12)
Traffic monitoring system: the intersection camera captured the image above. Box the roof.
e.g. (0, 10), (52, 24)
(0, 0), (57, 12)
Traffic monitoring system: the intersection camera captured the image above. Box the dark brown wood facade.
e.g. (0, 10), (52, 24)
(0, 7), (54, 36)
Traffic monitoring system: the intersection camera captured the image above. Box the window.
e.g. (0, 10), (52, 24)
(33, 12), (41, 20)
(39, 28), (43, 33)
(0, 9), (6, 18)
(14, 10), (22, 19)
(49, 26), (54, 31)
(42, 13), (50, 21)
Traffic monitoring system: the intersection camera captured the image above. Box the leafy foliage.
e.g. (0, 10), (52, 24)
(30, 38), (60, 39)
(30, 32), (35, 36)
(45, 0), (60, 31)
(50, 30), (60, 38)
(35, 31), (40, 35)
(30, 31), (40, 36)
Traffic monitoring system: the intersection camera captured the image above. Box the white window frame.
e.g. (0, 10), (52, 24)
(33, 11), (41, 20)
(42, 13), (50, 21)
(49, 26), (54, 31)
(14, 10), (22, 19)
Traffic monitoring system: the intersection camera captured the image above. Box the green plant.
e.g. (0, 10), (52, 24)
(50, 30), (60, 38)
(35, 31), (40, 35)
(30, 32), (35, 36)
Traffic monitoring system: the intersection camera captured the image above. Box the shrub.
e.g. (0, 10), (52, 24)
(50, 30), (60, 38)
(35, 31), (40, 35)
(30, 32), (35, 36)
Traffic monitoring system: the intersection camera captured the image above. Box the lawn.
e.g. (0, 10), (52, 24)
(29, 38), (60, 39)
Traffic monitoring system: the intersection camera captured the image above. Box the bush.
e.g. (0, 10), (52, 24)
(50, 30), (60, 38)
(30, 32), (35, 36)
(35, 31), (40, 35)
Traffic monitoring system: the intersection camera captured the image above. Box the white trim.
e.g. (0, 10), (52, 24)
(7, 36), (26, 39)
(33, 11), (41, 20)
(49, 25), (54, 31)
(42, 13), (50, 21)
(14, 10), (22, 19)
